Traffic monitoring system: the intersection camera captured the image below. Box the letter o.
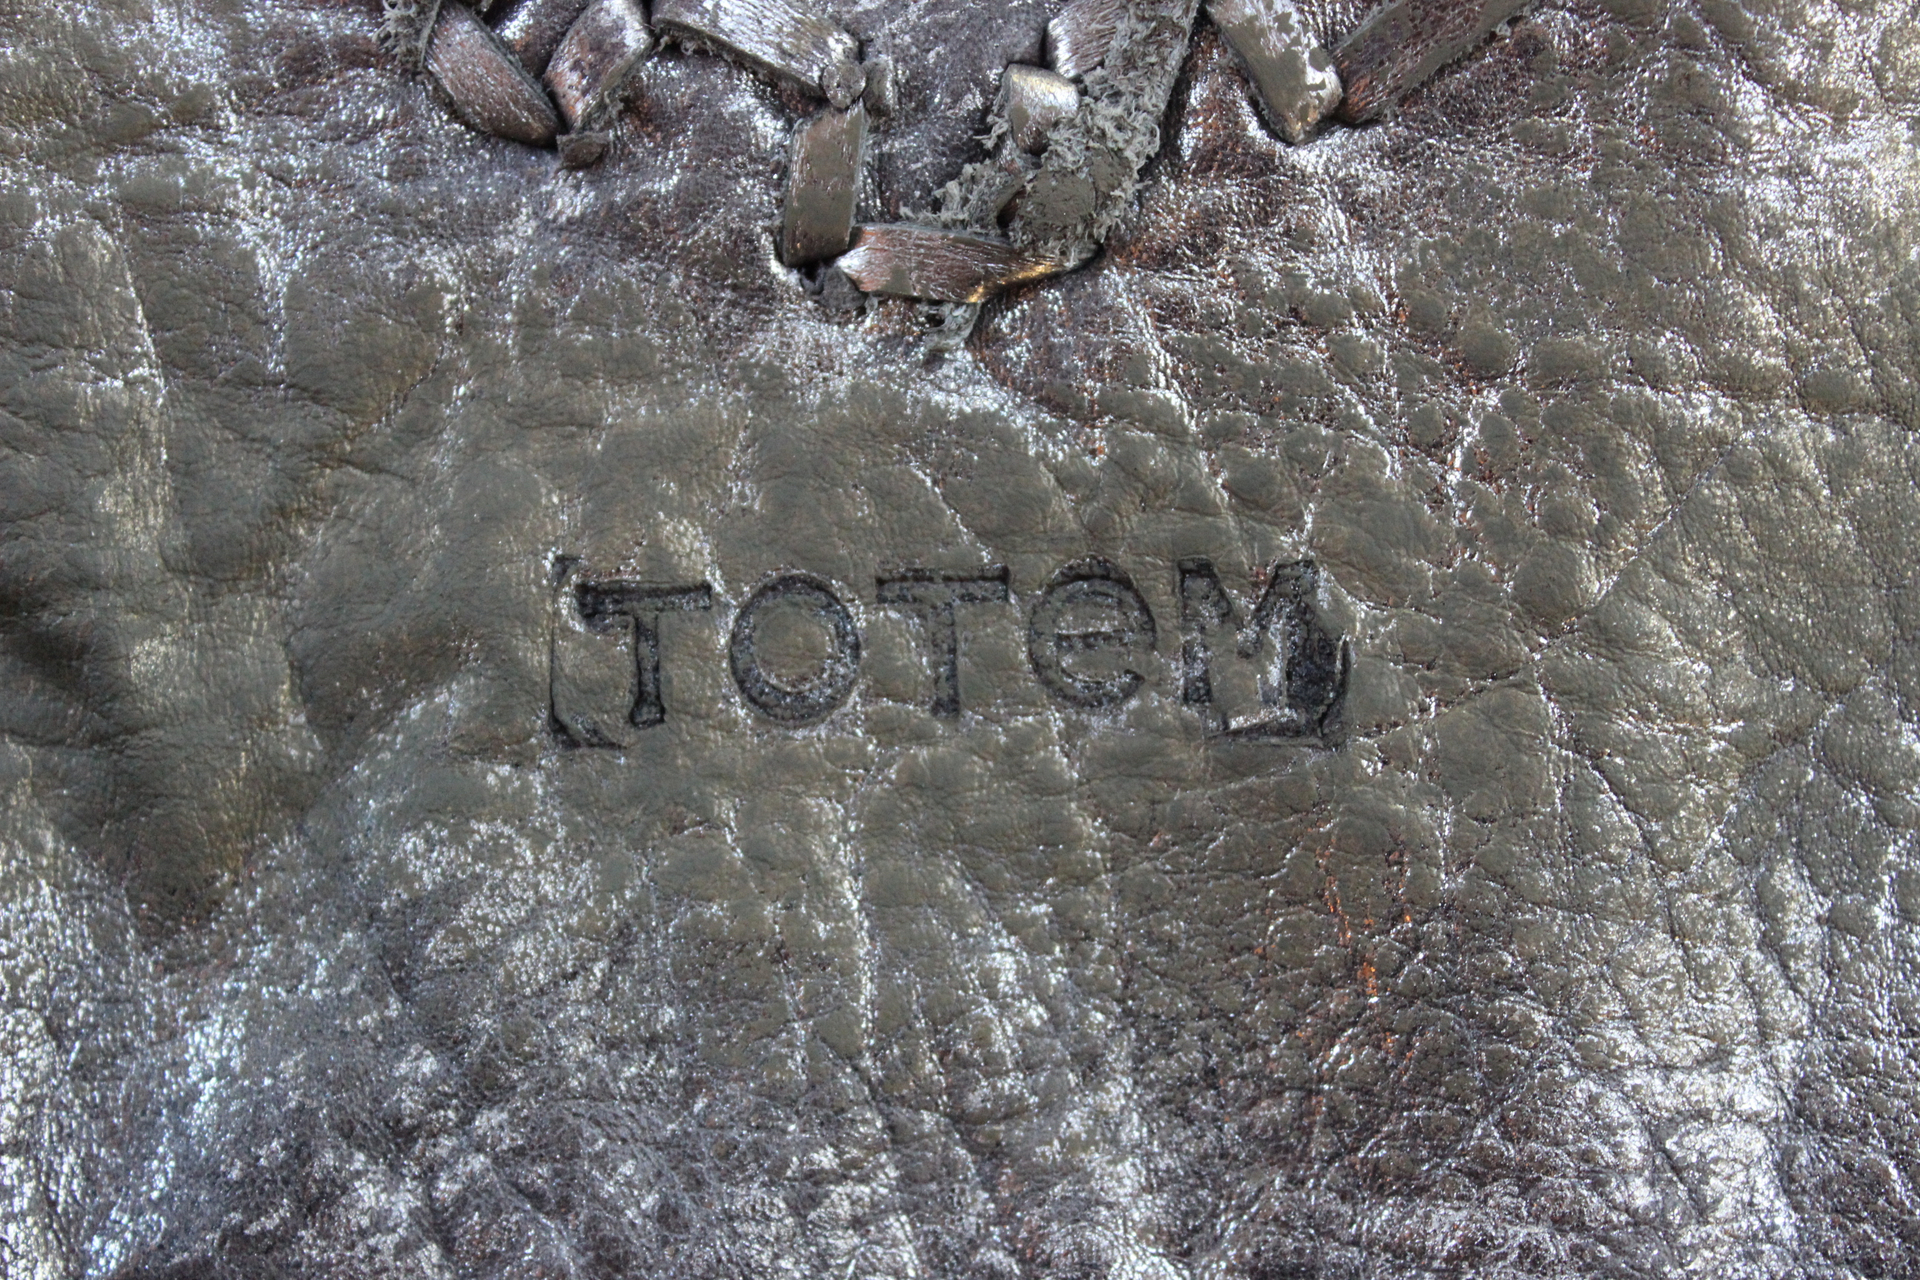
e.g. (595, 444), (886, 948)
(729, 572), (863, 724)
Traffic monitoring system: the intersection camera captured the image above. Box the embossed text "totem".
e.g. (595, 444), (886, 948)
(550, 557), (1349, 744)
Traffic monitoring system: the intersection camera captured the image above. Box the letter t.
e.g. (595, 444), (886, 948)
(875, 568), (1011, 718)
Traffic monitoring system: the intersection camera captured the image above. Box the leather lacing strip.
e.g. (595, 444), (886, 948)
(387, 0), (1533, 312)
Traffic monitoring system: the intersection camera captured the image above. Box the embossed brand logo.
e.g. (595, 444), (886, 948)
(550, 556), (1349, 743)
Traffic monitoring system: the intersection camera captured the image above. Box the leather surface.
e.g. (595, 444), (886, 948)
(1, 0), (1918, 1275)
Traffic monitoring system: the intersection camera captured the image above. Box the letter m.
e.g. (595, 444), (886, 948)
(1178, 558), (1349, 738)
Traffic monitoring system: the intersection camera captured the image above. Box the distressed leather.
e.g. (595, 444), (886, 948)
(2, 0), (1918, 1275)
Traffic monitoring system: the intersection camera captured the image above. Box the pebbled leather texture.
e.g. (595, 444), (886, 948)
(2, 0), (1919, 1275)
